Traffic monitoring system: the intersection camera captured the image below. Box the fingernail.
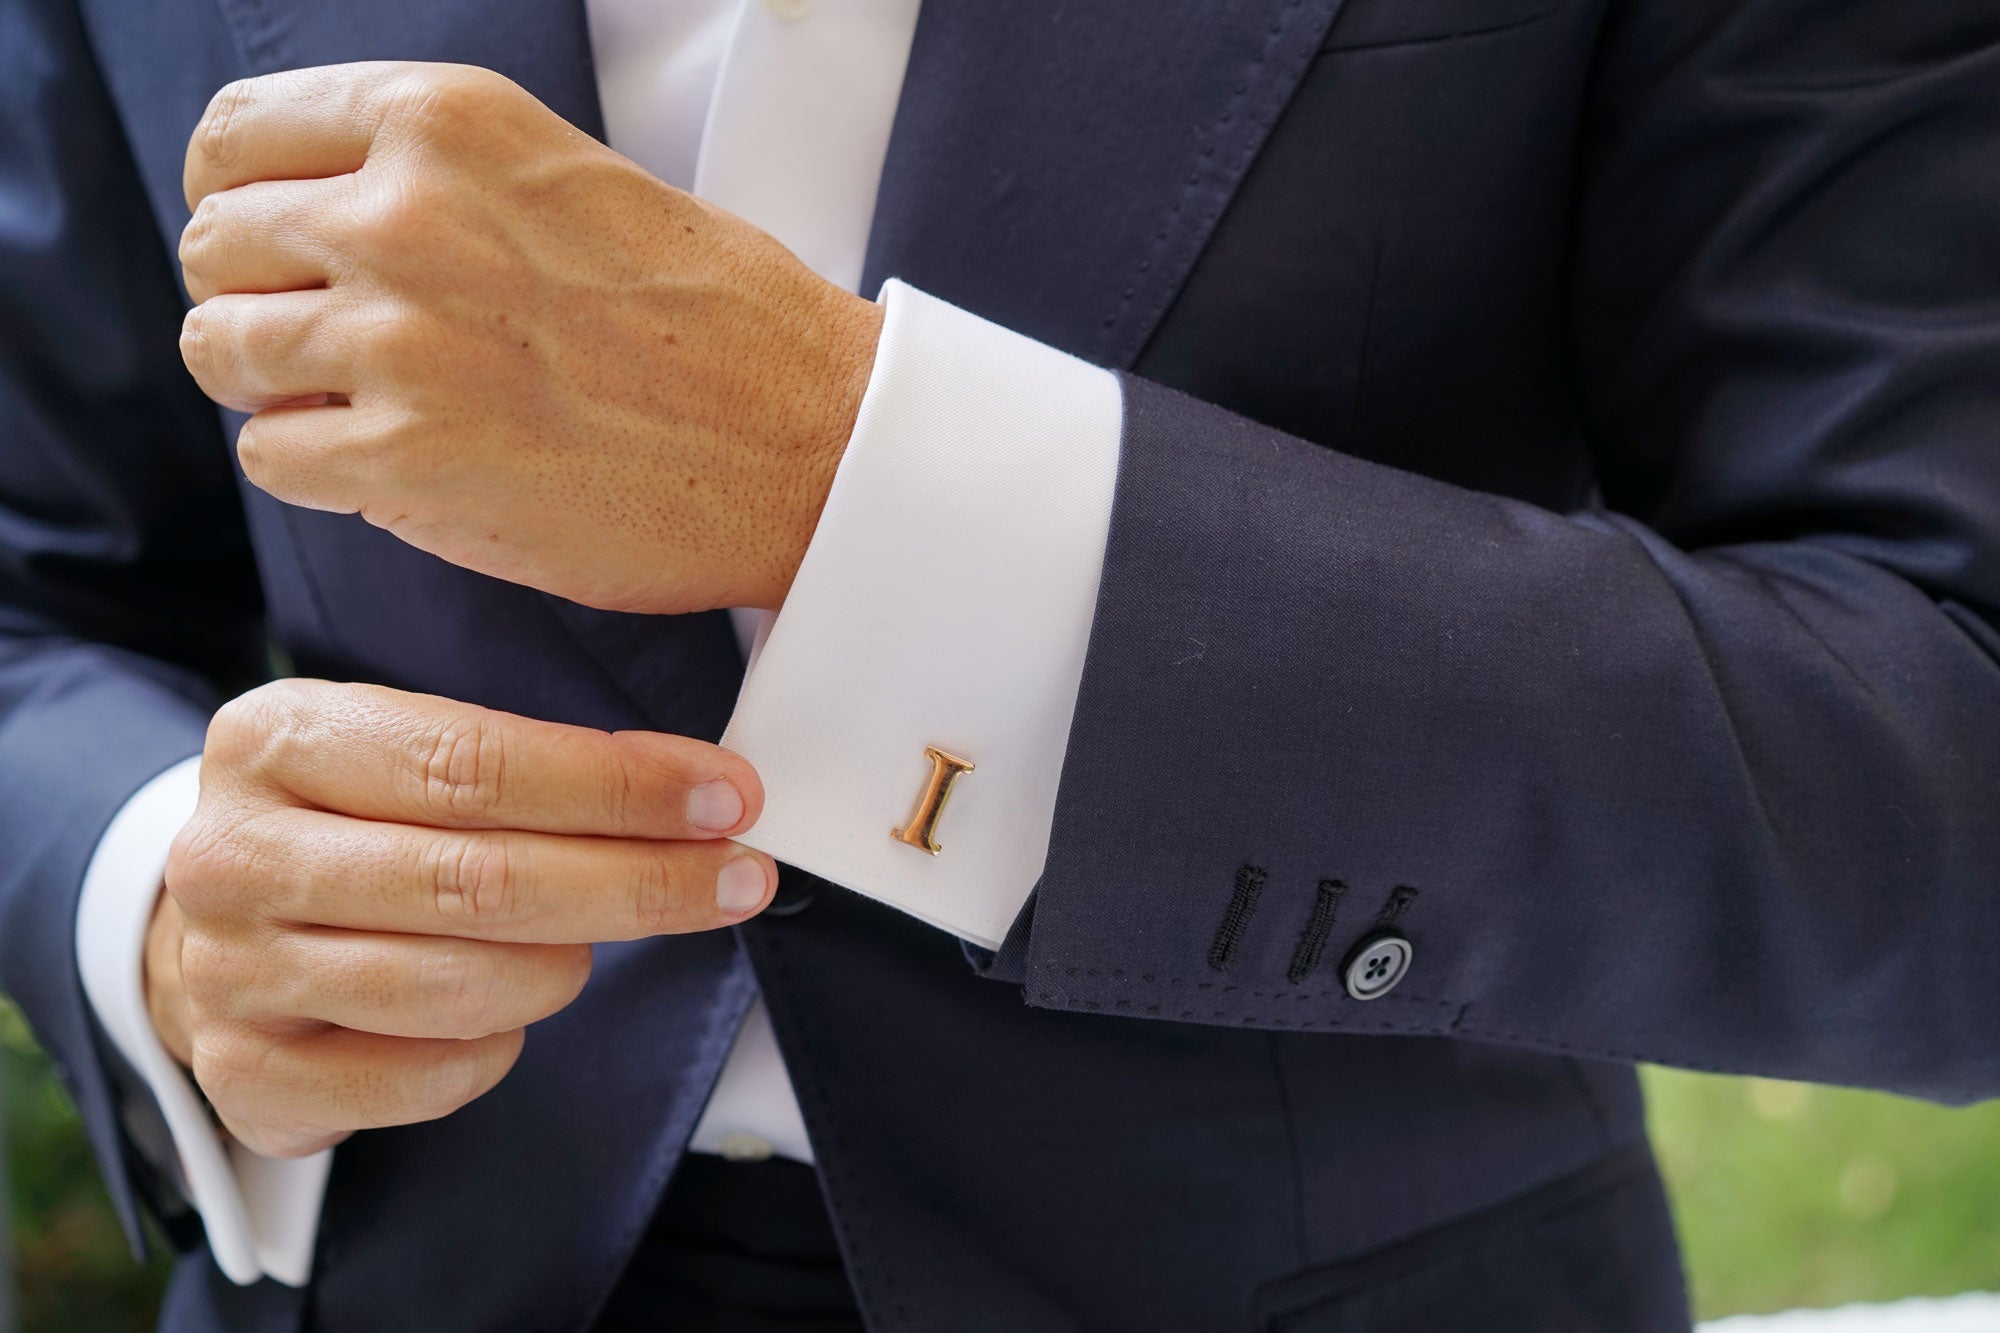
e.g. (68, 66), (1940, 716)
(687, 781), (745, 832)
(715, 856), (769, 914)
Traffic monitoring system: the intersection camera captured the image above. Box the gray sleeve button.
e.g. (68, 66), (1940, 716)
(1341, 932), (1413, 1000)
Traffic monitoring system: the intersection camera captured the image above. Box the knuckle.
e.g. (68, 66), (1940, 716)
(174, 928), (234, 1005)
(417, 944), (502, 1037)
(626, 851), (687, 937)
(192, 79), (255, 175)
(189, 1023), (277, 1109)
(234, 414), (281, 493)
(207, 681), (310, 781)
(353, 300), (418, 370)
(421, 714), (508, 821)
(351, 174), (432, 253)
(239, 302), (295, 364)
(600, 743), (639, 834)
(205, 687), (268, 759)
(164, 812), (234, 903)
(257, 932), (323, 1019)
(425, 833), (514, 929)
(193, 1025), (343, 1156)
(411, 1037), (502, 1119)
(389, 65), (501, 137)
(178, 196), (220, 271)
(339, 408), (425, 502)
(599, 736), (678, 830)
(167, 809), (296, 930)
(179, 305), (221, 379)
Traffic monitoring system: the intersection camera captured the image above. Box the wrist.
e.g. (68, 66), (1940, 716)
(758, 287), (884, 610)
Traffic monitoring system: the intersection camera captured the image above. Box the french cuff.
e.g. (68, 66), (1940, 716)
(74, 756), (331, 1288)
(722, 280), (1123, 949)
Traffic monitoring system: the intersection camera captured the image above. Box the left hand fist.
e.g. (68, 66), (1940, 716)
(177, 62), (883, 614)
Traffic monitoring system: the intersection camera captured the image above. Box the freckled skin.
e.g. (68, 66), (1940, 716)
(161, 65), (876, 1149)
(176, 60), (885, 616)
(145, 679), (778, 1158)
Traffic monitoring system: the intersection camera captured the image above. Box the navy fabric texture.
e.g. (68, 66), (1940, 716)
(0, 0), (1994, 1328)
(1017, 0), (2000, 1102)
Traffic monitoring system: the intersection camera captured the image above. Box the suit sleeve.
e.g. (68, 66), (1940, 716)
(0, 0), (264, 1251)
(998, 0), (2000, 1103)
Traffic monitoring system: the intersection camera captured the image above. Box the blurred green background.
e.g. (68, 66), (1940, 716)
(6, 995), (1999, 1330)
(3, 1001), (170, 1330)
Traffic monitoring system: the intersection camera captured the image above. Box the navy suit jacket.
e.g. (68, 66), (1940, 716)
(4, 0), (1999, 1328)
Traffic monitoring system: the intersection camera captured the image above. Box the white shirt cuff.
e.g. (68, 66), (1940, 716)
(722, 279), (1123, 948)
(74, 755), (331, 1287)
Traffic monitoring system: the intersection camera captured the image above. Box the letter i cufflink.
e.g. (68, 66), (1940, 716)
(893, 746), (974, 855)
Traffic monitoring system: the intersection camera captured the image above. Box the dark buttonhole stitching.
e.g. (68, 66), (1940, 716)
(1208, 864), (1268, 971)
(1376, 884), (1418, 929)
(1285, 879), (1348, 984)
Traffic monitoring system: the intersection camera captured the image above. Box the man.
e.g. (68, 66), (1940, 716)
(3, 0), (1997, 1328)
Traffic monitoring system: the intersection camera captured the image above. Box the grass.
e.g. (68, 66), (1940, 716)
(2, 1003), (169, 1332)
(5, 998), (1999, 1328)
(1644, 1065), (2000, 1318)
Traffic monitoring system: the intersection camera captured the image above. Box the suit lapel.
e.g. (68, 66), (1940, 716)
(212, 0), (1350, 373)
(210, 0), (606, 138)
(862, 0), (1348, 369)
(185, 4), (1347, 1315)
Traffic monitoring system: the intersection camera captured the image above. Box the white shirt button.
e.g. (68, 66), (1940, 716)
(718, 1132), (777, 1162)
(764, 0), (812, 21)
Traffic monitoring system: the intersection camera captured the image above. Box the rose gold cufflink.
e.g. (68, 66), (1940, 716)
(892, 746), (975, 856)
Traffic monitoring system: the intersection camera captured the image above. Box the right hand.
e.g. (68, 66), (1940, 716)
(143, 679), (774, 1158)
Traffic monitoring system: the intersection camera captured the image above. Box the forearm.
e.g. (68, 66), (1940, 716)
(1011, 373), (2000, 1099)
(719, 262), (1998, 1098)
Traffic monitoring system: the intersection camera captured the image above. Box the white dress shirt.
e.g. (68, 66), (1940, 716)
(76, 0), (1124, 1287)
